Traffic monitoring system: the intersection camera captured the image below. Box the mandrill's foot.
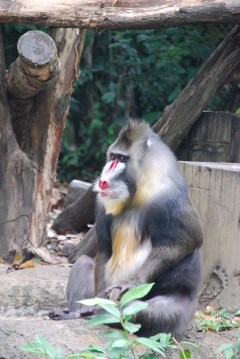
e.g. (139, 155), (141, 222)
(49, 306), (95, 321)
(49, 308), (81, 320)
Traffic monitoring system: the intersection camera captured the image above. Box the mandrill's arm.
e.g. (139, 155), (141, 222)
(136, 198), (203, 284)
(95, 205), (113, 297)
(106, 196), (203, 298)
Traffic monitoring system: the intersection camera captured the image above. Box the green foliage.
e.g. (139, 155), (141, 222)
(216, 331), (240, 359)
(20, 284), (199, 359)
(196, 307), (240, 332)
(77, 283), (199, 358)
(20, 335), (64, 359)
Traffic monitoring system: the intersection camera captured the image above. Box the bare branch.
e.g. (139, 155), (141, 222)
(1, 0), (240, 29)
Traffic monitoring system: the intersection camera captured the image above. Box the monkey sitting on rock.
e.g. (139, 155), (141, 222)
(50, 120), (203, 337)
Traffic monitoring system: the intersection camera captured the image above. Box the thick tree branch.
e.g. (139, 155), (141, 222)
(7, 31), (59, 100)
(1, 0), (240, 29)
(7, 31), (60, 152)
(153, 25), (240, 150)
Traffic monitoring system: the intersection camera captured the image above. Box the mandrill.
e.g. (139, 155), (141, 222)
(50, 120), (203, 337)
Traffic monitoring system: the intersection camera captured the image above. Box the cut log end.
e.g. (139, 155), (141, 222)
(18, 30), (57, 68)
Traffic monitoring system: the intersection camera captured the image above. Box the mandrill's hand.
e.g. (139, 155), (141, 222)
(105, 282), (138, 302)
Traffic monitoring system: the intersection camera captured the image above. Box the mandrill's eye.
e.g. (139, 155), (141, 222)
(110, 153), (129, 163)
(119, 155), (128, 163)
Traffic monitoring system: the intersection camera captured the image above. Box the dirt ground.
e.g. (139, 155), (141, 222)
(0, 263), (238, 359)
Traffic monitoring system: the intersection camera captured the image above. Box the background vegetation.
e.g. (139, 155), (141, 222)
(3, 24), (239, 182)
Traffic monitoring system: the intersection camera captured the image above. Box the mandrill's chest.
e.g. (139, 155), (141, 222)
(105, 215), (152, 285)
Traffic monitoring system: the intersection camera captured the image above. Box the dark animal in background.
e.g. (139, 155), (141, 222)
(50, 120), (203, 337)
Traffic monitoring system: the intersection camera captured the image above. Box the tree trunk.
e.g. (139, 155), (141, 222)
(0, 29), (34, 262)
(153, 25), (240, 150)
(0, 28), (86, 262)
(52, 186), (96, 234)
(1, 1), (240, 29)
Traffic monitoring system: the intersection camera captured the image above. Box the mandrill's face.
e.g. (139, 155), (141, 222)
(94, 155), (130, 202)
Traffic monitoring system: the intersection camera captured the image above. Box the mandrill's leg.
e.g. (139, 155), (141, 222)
(135, 292), (198, 337)
(49, 255), (95, 320)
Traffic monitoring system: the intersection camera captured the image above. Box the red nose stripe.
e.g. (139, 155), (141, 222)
(99, 180), (108, 190)
(108, 159), (119, 173)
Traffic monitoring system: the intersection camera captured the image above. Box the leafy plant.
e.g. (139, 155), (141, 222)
(215, 331), (240, 359)
(20, 335), (64, 359)
(196, 307), (240, 332)
(20, 283), (199, 359)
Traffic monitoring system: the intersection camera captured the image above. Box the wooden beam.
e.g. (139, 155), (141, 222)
(1, 0), (240, 29)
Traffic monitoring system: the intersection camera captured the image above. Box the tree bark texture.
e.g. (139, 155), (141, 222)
(0, 29), (35, 261)
(0, 28), (86, 261)
(153, 25), (240, 150)
(52, 186), (96, 234)
(1, 0), (240, 29)
(7, 31), (60, 153)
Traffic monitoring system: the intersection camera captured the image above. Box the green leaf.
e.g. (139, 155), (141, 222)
(122, 301), (148, 316)
(179, 349), (191, 359)
(135, 337), (166, 356)
(68, 345), (106, 359)
(107, 346), (128, 358)
(111, 339), (134, 348)
(68, 354), (93, 359)
(216, 343), (234, 354)
(180, 342), (200, 352)
(88, 345), (106, 353)
(101, 91), (116, 104)
(20, 335), (62, 358)
(150, 333), (172, 346)
(120, 283), (155, 307)
(140, 354), (157, 359)
(98, 303), (121, 318)
(78, 297), (116, 306)
(123, 322), (141, 334)
(222, 348), (234, 359)
(20, 344), (43, 355)
(101, 331), (129, 341)
(87, 314), (120, 326)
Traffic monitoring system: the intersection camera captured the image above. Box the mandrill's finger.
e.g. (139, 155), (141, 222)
(79, 306), (95, 317)
(105, 284), (122, 295)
